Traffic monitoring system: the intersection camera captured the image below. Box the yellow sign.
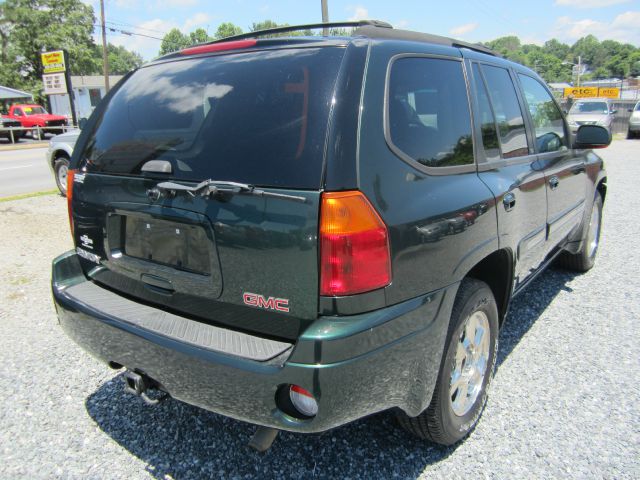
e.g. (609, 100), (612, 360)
(564, 86), (620, 99)
(564, 87), (598, 98)
(41, 50), (65, 74)
(598, 87), (620, 99)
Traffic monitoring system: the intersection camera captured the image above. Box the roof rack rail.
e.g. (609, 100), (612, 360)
(209, 20), (392, 44)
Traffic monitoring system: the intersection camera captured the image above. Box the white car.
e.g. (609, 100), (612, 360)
(46, 129), (79, 195)
(628, 101), (640, 139)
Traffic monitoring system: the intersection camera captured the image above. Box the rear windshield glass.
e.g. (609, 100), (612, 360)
(80, 47), (345, 189)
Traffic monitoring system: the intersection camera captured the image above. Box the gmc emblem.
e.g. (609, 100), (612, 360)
(243, 292), (290, 313)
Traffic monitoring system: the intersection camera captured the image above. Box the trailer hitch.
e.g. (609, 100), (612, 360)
(123, 370), (168, 406)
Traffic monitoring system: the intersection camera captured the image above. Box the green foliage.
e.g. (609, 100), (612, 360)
(215, 22), (243, 40)
(104, 44), (143, 75)
(189, 28), (210, 45)
(250, 20), (307, 37)
(0, 0), (143, 100)
(159, 28), (190, 55)
(484, 34), (639, 83)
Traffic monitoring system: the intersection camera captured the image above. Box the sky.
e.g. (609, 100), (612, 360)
(82, 0), (640, 60)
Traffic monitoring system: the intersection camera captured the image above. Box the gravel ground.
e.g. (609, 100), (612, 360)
(1, 140), (639, 479)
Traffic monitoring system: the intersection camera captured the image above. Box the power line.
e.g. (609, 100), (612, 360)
(93, 24), (164, 41)
(105, 19), (168, 35)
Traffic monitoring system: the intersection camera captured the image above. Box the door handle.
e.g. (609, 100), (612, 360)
(549, 176), (560, 190)
(503, 192), (516, 211)
(571, 164), (586, 174)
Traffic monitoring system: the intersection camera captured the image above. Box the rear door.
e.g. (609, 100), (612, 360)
(469, 61), (548, 287)
(71, 46), (347, 340)
(516, 73), (587, 250)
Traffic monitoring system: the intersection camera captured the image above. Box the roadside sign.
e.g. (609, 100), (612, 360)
(43, 73), (68, 95)
(598, 88), (620, 99)
(564, 86), (621, 99)
(564, 87), (598, 98)
(41, 50), (66, 74)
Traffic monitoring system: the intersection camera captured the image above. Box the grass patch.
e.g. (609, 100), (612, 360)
(0, 189), (59, 202)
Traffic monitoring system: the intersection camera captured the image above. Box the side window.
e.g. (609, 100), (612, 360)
(471, 64), (500, 162)
(14, 108), (23, 117)
(387, 57), (474, 168)
(480, 65), (529, 159)
(518, 74), (566, 153)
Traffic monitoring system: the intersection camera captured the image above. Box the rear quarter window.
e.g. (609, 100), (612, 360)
(80, 47), (346, 189)
(386, 56), (474, 169)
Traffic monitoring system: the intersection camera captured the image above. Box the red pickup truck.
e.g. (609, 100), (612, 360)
(2, 104), (68, 139)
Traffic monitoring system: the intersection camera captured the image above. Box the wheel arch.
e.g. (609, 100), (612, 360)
(463, 248), (514, 327)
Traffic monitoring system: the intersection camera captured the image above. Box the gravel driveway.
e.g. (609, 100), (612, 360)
(1, 141), (638, 479)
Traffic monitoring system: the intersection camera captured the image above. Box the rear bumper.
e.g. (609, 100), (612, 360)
(52, 251), (454, 433)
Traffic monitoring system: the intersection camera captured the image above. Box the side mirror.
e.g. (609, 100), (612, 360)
(573, 125), (611, 149)
(611, 109), (618, 115)
(629, 108), (634, 113)
(78, 118), (88, 130)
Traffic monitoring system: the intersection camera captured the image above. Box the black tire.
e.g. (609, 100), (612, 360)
(557, 193), (603, 272)
(54, 156), (70, 196)
(32, 129), (43, 140)
(628, 130), (634, 140)
(397, 278), (499, 445)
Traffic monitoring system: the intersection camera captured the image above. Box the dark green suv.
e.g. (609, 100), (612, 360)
(52, 21), (610, 449)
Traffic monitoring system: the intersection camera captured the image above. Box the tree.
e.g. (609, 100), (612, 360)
(215, 22), (243, 39)
(543, 39), (570, 61)
(1, 0), (96, 84)
(159, 28), (190, 55)
(189, 28), (210, 45)
(104, 44), (143, 74)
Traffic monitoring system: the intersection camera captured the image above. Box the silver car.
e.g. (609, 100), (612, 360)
(628, 101), (640, 139)
(567, 98), (616, 135)
(47, 129), (79, 195)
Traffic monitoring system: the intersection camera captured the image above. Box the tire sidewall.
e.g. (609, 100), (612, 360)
(582, 193), (603, 268)
(54, 158), (70, 195)
(437, 283), (499, 441)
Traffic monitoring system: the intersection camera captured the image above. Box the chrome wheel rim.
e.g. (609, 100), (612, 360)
(587, 203), (600, 258)
(449, 310), (491, 417)
(57, 164), (68, 193)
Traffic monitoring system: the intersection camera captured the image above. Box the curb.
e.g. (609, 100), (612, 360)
(0, 142), (49, 152)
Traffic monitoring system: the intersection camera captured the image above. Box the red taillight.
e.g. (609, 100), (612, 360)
(319, 191), (391, 296)
(180, 39), (257, 56)
(66, 169), (75, 233)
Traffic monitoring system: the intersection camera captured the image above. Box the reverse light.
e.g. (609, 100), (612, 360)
(289, 385), (318, 417)
(319, 191), (391, 296)
(180, 39), (257, 56)
(66, 169), (75, 233)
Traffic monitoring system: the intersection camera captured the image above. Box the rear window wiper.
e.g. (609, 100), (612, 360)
(150, 179), (307, 203)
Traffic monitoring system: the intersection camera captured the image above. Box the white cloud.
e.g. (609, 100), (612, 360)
(554, 0), (630, 8)
(347, 6), (369, 21)
(450, 22), (479, 36)
(108, 18), (175, 60)
(182, 12), (211, 31)
(551, 11), (640, 44)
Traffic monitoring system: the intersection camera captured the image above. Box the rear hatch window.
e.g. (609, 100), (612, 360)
(81, 47), (345, 188)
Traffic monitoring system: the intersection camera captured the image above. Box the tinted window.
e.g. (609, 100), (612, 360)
(80, 47), (345, 189)
(518, 74), (566, 153)
(472, 64), (500, 162)
(481, 65), (529, 159)
(388, 57), (473, 168)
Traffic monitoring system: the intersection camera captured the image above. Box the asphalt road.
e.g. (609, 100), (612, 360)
(0, 140), (638, 479)
(0, 147), (56, 198)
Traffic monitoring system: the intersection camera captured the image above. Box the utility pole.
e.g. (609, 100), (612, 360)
(321, 0), (329, 36)
(100, 0), (110, 92)
(577, 55), (582, 87)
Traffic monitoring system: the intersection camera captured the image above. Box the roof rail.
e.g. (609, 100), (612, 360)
(353, 25), (498, 57)
(208, 20), (392, 44)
